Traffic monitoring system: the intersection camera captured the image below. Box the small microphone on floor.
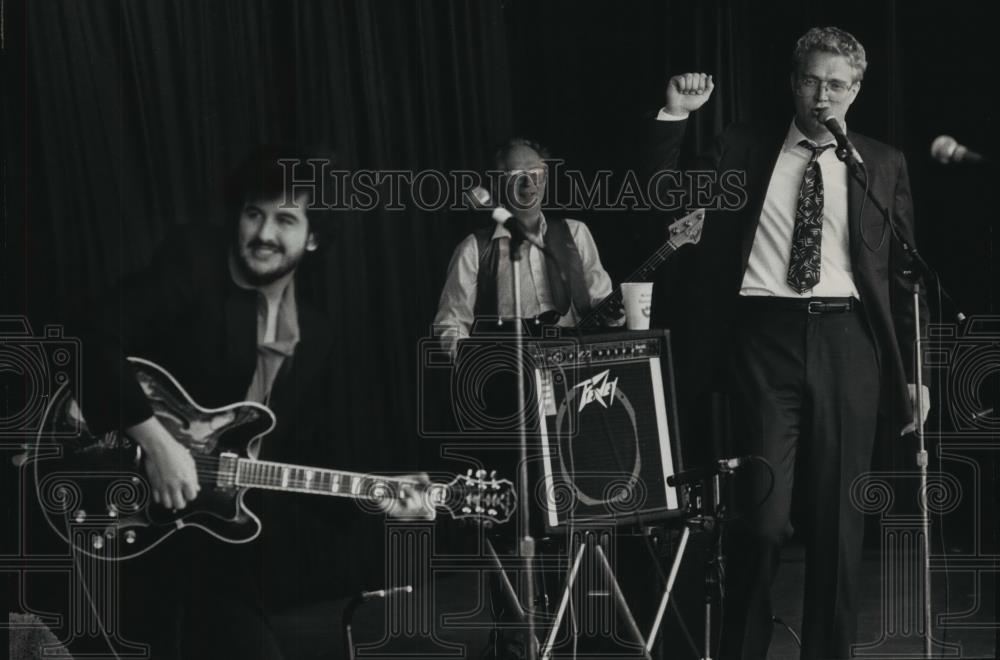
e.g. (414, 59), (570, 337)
(360, 585), (413, 601)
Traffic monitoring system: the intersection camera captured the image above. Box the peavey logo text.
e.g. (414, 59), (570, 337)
(573, 370), (619, 412)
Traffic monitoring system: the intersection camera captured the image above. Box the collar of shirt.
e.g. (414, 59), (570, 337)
(783, 117), (842, 154)
(490, 212), (547, 244)
(227, 252), (300, 357)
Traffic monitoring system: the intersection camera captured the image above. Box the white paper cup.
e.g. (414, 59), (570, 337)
(620, 282), (653, 330)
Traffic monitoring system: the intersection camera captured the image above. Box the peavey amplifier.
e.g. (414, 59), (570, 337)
(531, 329), (684, 531)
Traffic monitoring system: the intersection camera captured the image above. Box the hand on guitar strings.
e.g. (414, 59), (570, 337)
(378, 473), (437, 521)
(597, 295), (626, 326)
(126, 415), (200, 510)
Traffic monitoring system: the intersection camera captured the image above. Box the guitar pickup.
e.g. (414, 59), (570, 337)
(216, 452), (239, 489)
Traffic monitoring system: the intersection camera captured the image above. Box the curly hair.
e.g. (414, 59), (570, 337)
(792, 27), (868, 82)
(225, 145), (337, 244)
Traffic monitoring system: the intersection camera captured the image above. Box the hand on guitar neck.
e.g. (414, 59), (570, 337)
(126, 415), (200, 510)
(130, 415), (435, 519)
(31, 357), (515, 560)
(375, 473), (437, 521)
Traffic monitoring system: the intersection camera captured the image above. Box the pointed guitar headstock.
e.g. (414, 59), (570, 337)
(666, 208), (706, 250)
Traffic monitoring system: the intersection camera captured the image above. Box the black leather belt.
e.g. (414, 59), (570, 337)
(738, 296), (856, 314)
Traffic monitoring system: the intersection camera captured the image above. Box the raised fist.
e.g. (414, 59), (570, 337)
(665, 72), (715, 117)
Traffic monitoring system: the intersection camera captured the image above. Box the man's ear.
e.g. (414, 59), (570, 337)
(306, 233), (318, 252)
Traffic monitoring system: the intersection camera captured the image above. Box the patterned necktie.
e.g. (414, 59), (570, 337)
(787, 140), (833, 293)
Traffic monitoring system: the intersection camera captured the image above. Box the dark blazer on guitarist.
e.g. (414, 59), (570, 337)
(648, 117), (928, 437)
(74, 224), (378, 610)
(78, 224), (332, 448)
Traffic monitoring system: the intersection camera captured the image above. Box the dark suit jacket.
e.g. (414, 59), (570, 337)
(648, 118), (928, 436)
(78, 225), (328, 435)
(76, 224), (380, 609)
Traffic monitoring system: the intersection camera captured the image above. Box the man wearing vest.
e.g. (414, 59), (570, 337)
(433, 138), (624, 659)
(434, 138), (622, 355)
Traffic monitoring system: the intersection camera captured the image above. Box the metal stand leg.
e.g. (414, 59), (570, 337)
(912, 284), (934, 659)
(701, 474), (724, 660)
(540, 531), (653, 660)
(541, 540), (587, 658)
(646, 524), (692, 653)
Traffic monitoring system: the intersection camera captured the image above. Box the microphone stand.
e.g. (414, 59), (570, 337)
(839, 151), (965, 659)
(342, 585), (413, 660)
(509, 230), (539, 660)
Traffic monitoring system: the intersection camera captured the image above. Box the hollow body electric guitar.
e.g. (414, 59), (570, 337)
(30, 357), (515, 561)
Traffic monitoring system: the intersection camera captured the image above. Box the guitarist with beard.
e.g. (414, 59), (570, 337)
(73, 147), (432, 660)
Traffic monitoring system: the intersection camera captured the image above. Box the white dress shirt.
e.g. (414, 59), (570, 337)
(433, 215), (615, 355)
(741, 120), (858, 298)
(656, 110), (859, 298)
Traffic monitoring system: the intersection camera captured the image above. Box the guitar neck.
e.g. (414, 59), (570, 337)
(235, 458), (417, 501)
(579, 242), (679, 329)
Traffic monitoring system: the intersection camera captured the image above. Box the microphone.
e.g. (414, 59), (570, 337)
(717, 455), (750, 472)
(465, 185), (493, 210)
(360, 585), (413, 601)
(666, 455), (752, 488)
(467, 186), (546, 252)
(817, 109), (864, 166)
(930, 135), (986, 164)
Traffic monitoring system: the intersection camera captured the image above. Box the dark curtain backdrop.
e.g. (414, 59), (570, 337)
(4, 0), (997, 571)
(499, 0), (998, 478)
(18, 0), (513, 475)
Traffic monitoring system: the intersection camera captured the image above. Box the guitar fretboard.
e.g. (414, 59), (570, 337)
(235, 459), (416, 500)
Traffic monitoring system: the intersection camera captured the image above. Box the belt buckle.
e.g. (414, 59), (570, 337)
(807, 301), (825, 315)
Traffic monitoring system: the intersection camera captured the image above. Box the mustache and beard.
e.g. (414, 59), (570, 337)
(234, 238), (306, 286)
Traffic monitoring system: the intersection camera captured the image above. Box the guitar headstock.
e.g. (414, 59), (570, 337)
(666, 208), (705, 249)
(432, 469), (516, 526)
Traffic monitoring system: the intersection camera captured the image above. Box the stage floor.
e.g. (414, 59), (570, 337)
(344, 543), (997, 659)
(770, 544), (996, 660)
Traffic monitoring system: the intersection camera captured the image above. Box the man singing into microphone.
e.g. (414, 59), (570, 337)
(433, 137), (622, 354)
(648, 27), (930, 659)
